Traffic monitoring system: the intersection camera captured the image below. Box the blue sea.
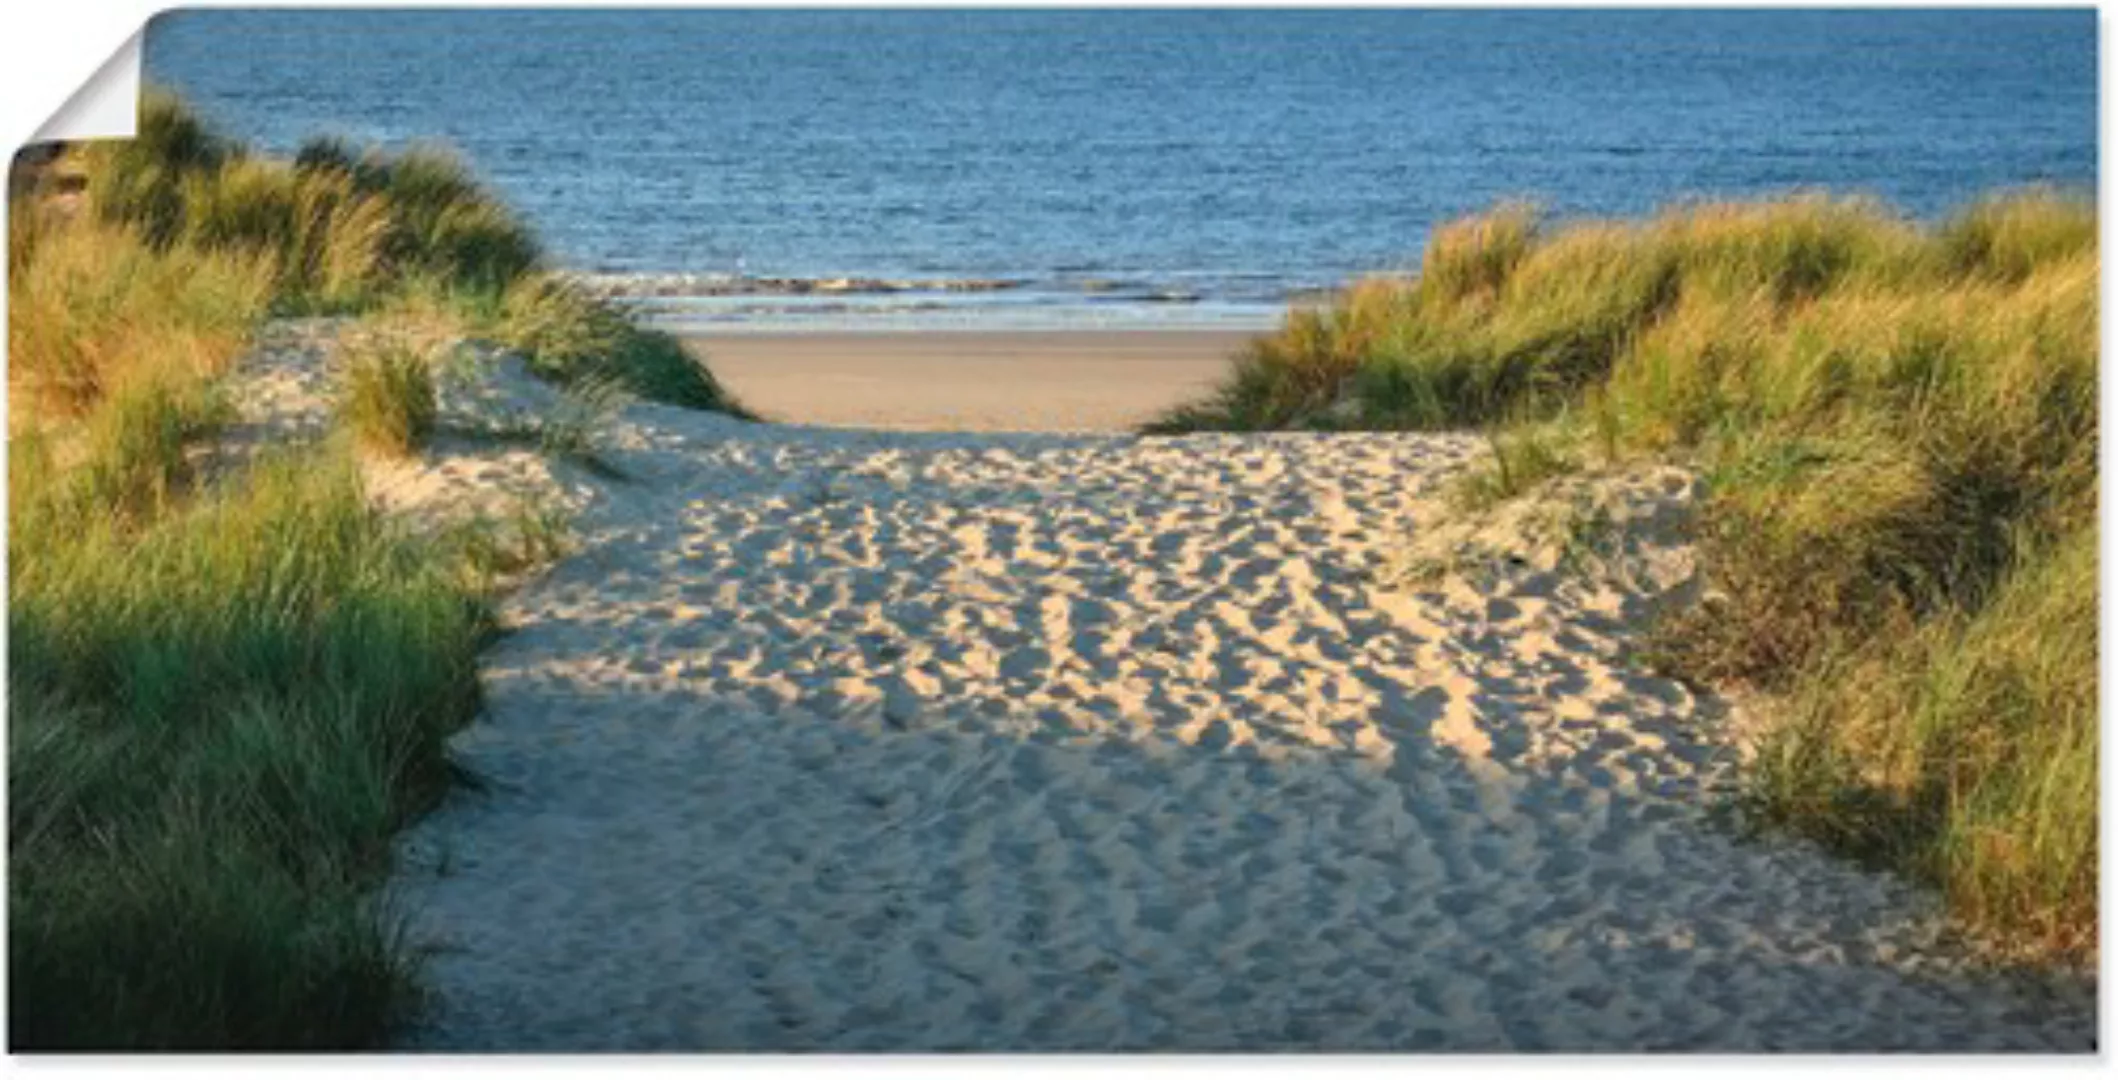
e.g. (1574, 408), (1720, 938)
(144, 9), (2096, 331)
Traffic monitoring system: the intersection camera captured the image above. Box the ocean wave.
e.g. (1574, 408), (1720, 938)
(561, 272), (1030, 299)
(561, 270), (1357, 320)
(631, 300), (960, 320)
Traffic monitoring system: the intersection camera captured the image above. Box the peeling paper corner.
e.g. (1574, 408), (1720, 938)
(30, 29), (142, 146)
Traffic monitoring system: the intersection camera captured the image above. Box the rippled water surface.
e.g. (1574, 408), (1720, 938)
(145, 9), (2095, 329)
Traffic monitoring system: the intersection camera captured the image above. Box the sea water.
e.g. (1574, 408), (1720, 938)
(144, 9), (2095, 331)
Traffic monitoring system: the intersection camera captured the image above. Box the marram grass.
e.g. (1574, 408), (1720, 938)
(340, 333), (440, 458)
(7, 211), (272, 419)
(491, 273), (754, 414)
(76, 92), (539, 314)
(9, 450), (490, 1049)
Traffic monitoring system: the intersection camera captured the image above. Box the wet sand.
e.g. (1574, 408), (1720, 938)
(684, 329), (1252, 432)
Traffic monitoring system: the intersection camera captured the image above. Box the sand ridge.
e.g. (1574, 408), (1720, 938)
(316, 353), (2101, 1051)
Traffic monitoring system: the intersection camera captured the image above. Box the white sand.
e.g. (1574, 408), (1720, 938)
(234, 322), (2093, 1051)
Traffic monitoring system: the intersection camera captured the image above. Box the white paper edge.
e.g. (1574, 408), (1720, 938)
(29, 29), (141, 145)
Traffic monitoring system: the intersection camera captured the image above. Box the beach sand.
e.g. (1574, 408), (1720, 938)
(226, 323), (2093, 1051)
(685, 329), (1250, 431)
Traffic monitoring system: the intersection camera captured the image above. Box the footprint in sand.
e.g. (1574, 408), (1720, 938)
(388, 407), (2094, 1052)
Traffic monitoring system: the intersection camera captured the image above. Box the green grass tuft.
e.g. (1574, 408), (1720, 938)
(493, 274), (753, 414)
(1746, 526), (2096, 962)
(1452, 425), (1581, 511)
(340, 335), (440, 458)
(7, 212), (272, 417)
(81, 94), (537, 309)
(10, 452), (488, 1049)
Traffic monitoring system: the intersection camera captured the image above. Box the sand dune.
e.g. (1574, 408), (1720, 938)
(273, 342), (2096, 1051)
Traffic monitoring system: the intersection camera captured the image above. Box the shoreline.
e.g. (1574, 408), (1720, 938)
(682, 328), (1254, 432)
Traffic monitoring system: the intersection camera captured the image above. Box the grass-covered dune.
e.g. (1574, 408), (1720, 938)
(27, 90), (752, 416)
(1153, 192), (2097, 964)
(7, 91), (745, 1049)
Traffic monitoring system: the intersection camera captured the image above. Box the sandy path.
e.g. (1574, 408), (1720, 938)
(370, 384), (2095, 1052)
(686, 330), (1245, 431)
